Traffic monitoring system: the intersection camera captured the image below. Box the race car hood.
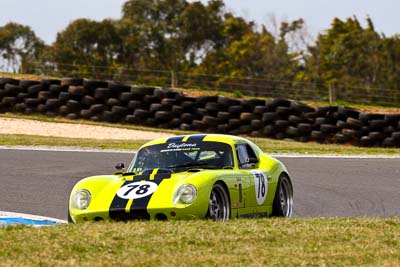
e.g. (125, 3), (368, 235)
(70, 168), (222, 220)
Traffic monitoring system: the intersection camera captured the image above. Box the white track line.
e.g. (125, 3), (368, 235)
(0, 211), (67, 224)
(0, 145), (399, 158)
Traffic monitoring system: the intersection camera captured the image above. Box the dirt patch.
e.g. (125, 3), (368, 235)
(0, 117), (174, 140)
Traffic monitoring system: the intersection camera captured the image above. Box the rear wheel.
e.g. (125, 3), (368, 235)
(272, 174), (293, 217)
(206, 183), (230, 221)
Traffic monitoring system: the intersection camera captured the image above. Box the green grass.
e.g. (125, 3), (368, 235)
(1, 113), (400, 154)
(0, 218), (399, 266)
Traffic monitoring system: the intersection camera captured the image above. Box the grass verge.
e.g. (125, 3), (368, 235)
(1, 134), (400, 155)
(0, 218), (399, 266)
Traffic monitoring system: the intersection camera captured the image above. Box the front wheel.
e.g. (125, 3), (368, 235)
(272, 174), (293, 217)
(206, 183), (230, 221)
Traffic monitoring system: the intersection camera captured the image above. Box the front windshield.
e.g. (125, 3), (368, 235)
(130, 141), (234, 173)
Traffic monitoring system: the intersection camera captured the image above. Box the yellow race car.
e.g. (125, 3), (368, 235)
(69, 134), (293, 222)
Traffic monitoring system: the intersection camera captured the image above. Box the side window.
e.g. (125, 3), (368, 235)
(245, 144), (258, 160)
(236, 145), (250, 169)
(236, 144), (258, 169)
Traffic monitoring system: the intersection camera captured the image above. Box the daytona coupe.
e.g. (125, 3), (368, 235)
(68, 134), (293, 222)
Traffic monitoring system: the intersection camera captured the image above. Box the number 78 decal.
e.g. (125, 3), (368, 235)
(117, 181), (158, 200)
(252, 171), (268, 205)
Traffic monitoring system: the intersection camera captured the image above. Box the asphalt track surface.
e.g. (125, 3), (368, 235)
(0, 148), (399, 220)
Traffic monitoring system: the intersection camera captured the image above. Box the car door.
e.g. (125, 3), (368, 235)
(236, 143), (269, 211)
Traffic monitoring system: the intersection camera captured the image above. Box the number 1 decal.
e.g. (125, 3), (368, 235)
(252, 171), (268, 205)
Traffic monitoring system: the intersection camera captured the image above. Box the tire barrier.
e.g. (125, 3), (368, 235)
(1, 77), (400, 147)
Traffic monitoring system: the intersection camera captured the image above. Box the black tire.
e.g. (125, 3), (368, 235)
(66, 100), (81, 112)
(262, 125), (275, 136)
(320, 124), (338, 134)
(49, 85), (63, 95)
(94, 88), (112, 100)
(107, 98), (121, 107)
(24, 98), (40, 108)
(111, 105), (129, 116)
(66, 113), (79, 120)
(46, 99), (62, 109)
(119, 92), (134, 103)
(58, 92), (71, 102)
(181, 113), (194, 123)
(150, 103), (163, 113)
(240, 112), (255, 121)
(290, 101), (315, 113)
(276, 106), (292, 117)
(108, 82), (131, 94)
(81, 95), (95, 106)
(359, 112), (384, 123)
(251, 119), (263, 129)
(38, 91), (51, 100)
(134, 109), (151, 119)
(154, 111), (173, 121)
(4, 84), (24, 95)
(68, 206), (73, 223)
(334, 133), (349, 143)
(288, 115), (304, 124)
(83, 79), (108, 93)
(27, 84), (43, 94)
(253, 105), (269, 114)
(206, 183), (230, 221)
(272, 174), (293, 217)
(311, 130), (326, 140)
(61, 78), (83, 86)
(262, 112), (279, 123)
(172, 105), (184, 114)
(346, 117), (363, 129)
(90, 104), (106, 113)
(297, 123), (313, 134)
(217, 111), (231, 121)
(217, 95), (241, 106)
(80, 109), (92, 119)
(338, 106), (360, 119)
(128, 100), (143, 110)
(369, 119), (387, 130)
(2, 96), (17, 106)
(274, 120), (290, 130)
(131, 86), (155, 99)
(41, 79), (61, 86)
(228, 105), (244, 114)
(19, 80), (40, 89)
(285, 126), (300, 137)
(242, 99), (266, 108)
(270, 99), (292, 109)
(0, 78), (18, 87)
(203, 116), (220, 126)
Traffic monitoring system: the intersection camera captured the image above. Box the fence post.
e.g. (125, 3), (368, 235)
(328, 83), (336, 105)
(171, 70), (178, 88)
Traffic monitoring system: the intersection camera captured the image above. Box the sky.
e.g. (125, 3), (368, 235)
(0, 0), (398, 44)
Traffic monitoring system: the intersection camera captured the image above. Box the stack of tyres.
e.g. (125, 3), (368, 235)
(1, 77), (400, 147)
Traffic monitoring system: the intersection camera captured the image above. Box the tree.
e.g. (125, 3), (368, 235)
(0, 22), (44, 73)
(52, 18), (122, 77)
(305, 17), (384, 86)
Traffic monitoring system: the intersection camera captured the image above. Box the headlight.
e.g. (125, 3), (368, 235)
(174, 184), (197, 204)
(71, 189), (91, 210)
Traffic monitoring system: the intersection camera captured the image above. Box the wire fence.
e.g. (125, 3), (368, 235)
(2, 61), (400, 107)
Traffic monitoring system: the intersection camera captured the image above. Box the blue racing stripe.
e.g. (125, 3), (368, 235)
(0, 217), (57, 226)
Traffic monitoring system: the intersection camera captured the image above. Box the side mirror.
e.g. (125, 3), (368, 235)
(115, 163), (125, 171)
